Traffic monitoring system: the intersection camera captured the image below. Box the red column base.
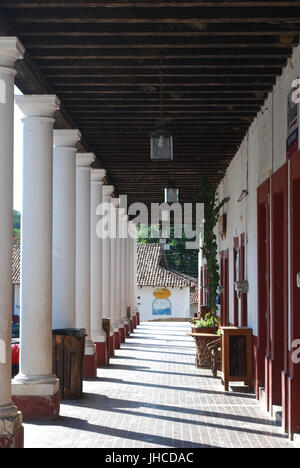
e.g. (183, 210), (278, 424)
(95, 341), (107, 367)
(133, 315), (137, 329)
(130, 319), (134, 332)
(288, 375), (300, 439)
(0, 426), (24, 449)
(12, 391), (60, 422)
(125, 323), (130, 337)
(120, 327), (126, 343)
(83, 352), (97, 379)
(136, 311), (140, 326)
(109, 334), (115, 357)
(114, 331), (121, 350)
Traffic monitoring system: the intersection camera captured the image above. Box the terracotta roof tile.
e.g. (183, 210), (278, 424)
(12, 244), (21, 285)
(137, 243), (197, 289)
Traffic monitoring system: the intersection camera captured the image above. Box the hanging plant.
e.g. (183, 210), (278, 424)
(195, 177), (230, 316)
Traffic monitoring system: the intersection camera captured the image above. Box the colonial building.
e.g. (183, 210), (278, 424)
(12, 244), (20, 319)
(199, 43), (300, 439)
(0, 1), (300, 449)
(137, 243), (197, 321)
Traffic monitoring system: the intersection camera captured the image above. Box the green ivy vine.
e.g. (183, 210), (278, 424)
(195, 177), (230, 316)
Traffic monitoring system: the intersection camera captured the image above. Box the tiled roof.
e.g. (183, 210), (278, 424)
(137, 243), (197, 289)
(190, 286), (199, 305)
(12, 241), (199, 299)
(12, 244), (21, 285)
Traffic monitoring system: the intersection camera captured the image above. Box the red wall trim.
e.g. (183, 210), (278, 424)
(240, 233), (248, 327)
(233, 237), (239, 327)
(256, 179), (270, 398)
(288, 150), (300, 437)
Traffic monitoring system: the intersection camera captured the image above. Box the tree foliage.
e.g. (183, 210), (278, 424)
(13, 210), (21, 244)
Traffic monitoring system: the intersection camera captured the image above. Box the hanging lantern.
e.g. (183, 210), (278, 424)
(150, 121), (173, 161)
(164, 180), (179, 203)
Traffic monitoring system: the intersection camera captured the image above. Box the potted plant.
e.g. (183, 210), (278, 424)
(191, 313), (219, 335)
(190, 177), (229, 368)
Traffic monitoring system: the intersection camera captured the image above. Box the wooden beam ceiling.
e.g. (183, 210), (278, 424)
(0, 0), (299, 207)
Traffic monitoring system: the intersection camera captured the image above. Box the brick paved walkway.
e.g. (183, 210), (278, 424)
(24, 322), (294, 448)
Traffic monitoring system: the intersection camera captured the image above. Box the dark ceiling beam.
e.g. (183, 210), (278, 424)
(30, 48), (292, 58)
(21, 36), (298, 48)
(2, 1), (300, 7)
(43, 70), (282, 77)
(3, 6), (300, 23)
(13, 22), (300, 37)
(34, 57), (287, 67)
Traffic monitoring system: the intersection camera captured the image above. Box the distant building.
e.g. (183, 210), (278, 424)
(137, 243), (197, 321)
(12, 244), (20, 317)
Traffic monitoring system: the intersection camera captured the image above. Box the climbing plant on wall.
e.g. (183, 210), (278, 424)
(195, 177), (230, 315)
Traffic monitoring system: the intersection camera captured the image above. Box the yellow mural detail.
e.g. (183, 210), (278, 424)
(153, 288), (171, 299)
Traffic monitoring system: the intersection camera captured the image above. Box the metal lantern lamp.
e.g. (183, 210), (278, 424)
(151, 121), (173, 161)
(150, 58), (173, 161)
(164, 180), (179, 203)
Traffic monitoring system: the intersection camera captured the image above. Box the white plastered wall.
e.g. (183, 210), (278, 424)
(213, 43), (300, 337)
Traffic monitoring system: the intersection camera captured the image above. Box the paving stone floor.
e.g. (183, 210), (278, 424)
(24, 322), (295, 448)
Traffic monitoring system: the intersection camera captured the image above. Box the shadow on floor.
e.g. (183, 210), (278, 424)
(27, 393), (288, 444)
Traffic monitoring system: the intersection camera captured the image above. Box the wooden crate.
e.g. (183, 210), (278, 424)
(221, 327), (253, 391)
(52, 329), (86, 400)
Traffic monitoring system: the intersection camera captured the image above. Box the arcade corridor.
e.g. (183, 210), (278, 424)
(23, 323), (294, 449)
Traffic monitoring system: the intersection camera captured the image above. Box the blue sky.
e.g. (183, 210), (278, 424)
(14, 86), (24, 212)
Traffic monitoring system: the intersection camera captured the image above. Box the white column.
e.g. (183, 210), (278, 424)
(128, 222), (137, 316)
(0, 38), (24, 438)
(132, 225), (138, 314)
(101, 186), (114, 324)
(53, 129), (81, 329)
(90, 169), (106, 360)
(126, 223), (132, 312)
(13, 95), (61, 408)
(76, 153), (95, 352)
(121, 214), (129, 325)
(110, 198), (119, 333)
(115, 203), (123, 330)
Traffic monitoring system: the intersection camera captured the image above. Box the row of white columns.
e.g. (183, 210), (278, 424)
(0, 36), (138, 441)
(0, 37), (25, 447)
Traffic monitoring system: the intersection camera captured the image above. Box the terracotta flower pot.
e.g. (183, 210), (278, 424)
(192, 327), (218, 334)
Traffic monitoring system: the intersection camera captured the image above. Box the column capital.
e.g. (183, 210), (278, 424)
(102, 185), (114, 199)
(91, 168), (106, 183)
(54, 129), (81, 148)
(0, 37), (25, 68)
(111, 198), (120, 209)
(76, 152), (95, 168)
(15, 95), (60, 118)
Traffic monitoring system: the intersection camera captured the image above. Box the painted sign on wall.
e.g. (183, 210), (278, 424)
(152, 288), (172, 316)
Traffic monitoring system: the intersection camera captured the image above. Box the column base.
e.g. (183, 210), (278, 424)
(287, 375), (300, 439)
(114, 331), (121, 350)
(120, 327), (126, 343)
(130, 318), (134, 333)
(0, 412), (24, 449)
(109, 334), (115, 357)
(83, 352), (97, 379)
(133, 315), (137, 329)
(12, 380), (60, 422)
(125, 323), (130, 337)
(95, 341), (108, 367)
(136, 311), (140, 326)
